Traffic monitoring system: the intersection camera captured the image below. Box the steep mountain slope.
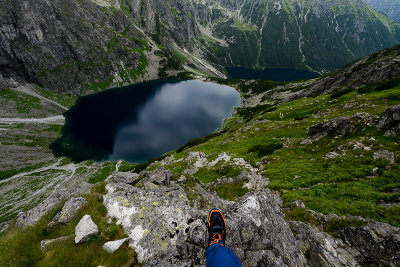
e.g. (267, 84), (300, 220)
(1, 0), (400, 94)
(192, 0), (400, 72)
(0, 0), (200, 94)
(255, 43), (400, 105)
(363, 0), (400, 22)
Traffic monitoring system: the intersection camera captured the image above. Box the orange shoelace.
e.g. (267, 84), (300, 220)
(211, 234), (224, 246)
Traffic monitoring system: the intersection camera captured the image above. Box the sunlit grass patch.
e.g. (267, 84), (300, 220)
(214, 181), (250, 201)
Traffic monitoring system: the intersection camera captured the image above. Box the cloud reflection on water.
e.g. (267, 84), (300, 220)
(111, 80), (239, 163)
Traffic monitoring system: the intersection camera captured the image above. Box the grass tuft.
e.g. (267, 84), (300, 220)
(284, 208), (319, 227)
(325, 219), (367, 237)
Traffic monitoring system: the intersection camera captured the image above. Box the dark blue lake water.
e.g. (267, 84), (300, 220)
(51, 80), (240, 163)
(226, 67), (320, 81)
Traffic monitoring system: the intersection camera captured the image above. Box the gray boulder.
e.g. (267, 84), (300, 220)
(337, 221), (400, 266)
(40, 236), (70, 250)
(103, 182), (306, 266)
(288, 208), (400, 266)
(0, 73), (8, 90)
(290, 221), (360, 266)
(379, 104), (400, 136)
(236, 171), (270, 190)
(137, 167), (172, 187)
(102, 238), (128, 254)
(302, 112), (378, 143)
(373, 150), (395, 164)
(75, 215), (99, 243)
(47, 197), (87, 229)
(110, 172), (140, 184)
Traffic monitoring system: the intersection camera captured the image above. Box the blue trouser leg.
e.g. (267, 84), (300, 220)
(206, 244), (242, 267)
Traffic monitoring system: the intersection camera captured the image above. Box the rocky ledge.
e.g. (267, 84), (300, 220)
(103, 169), (400, 266)
(103, 181), (306, 266)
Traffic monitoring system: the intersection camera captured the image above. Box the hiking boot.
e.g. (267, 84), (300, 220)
(207, 209), (227, 247)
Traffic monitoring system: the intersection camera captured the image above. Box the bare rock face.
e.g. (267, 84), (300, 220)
(110, 172), (140, 184)
(337, 223), (400, 266)
(301, 112), (378, 144)
(289, 210), (400, 267)
(379, 104), (400, 136)
(75, 215), (99, 243)
(136, 167), (172, 187)
(103, 182), (307, 266)
(0, 0), (197, 93)
(47, 197), (87, 229)
(290, 221), (361, 266)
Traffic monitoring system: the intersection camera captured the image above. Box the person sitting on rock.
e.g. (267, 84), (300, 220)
(206, 209), (242, 267)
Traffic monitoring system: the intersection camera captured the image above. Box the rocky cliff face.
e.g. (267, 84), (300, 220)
(0, 0), (196, 94)
(0, 0), (142, 94)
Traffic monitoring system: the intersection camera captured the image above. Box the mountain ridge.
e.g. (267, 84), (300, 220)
(363, 0), (400, 22)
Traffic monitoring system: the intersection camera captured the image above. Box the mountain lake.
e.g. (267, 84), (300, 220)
(51, 80), (240, 163)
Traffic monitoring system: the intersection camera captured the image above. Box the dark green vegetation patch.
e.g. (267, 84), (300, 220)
(325, 219), (367, 237)
(248, 143), (284, 157)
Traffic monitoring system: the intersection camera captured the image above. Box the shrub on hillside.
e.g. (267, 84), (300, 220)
(248, 143), (283, 157)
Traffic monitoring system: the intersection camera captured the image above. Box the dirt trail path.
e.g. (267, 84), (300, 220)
(0, 115), (65, 124)
(14, 84), (68, 111)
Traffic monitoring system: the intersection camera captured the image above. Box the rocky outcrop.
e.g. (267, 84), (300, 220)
(301, 112), (378, 144)
(136, 167), (172, 187)
(102, 238), (129, 254)
(47, 197), (87, 229)
(103, 181), (307, 266)
(290, 214), (400, 267)
(373, 150), (396, 164)
(74, 214), (99, 243)
(290, 221), (361, 266)
(337, 222), (400, 266)
(15, 182), (93, 228)
(293, 45), (400, 99)
(379, 104), (400, 136)
(109, 172), (140, 184)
